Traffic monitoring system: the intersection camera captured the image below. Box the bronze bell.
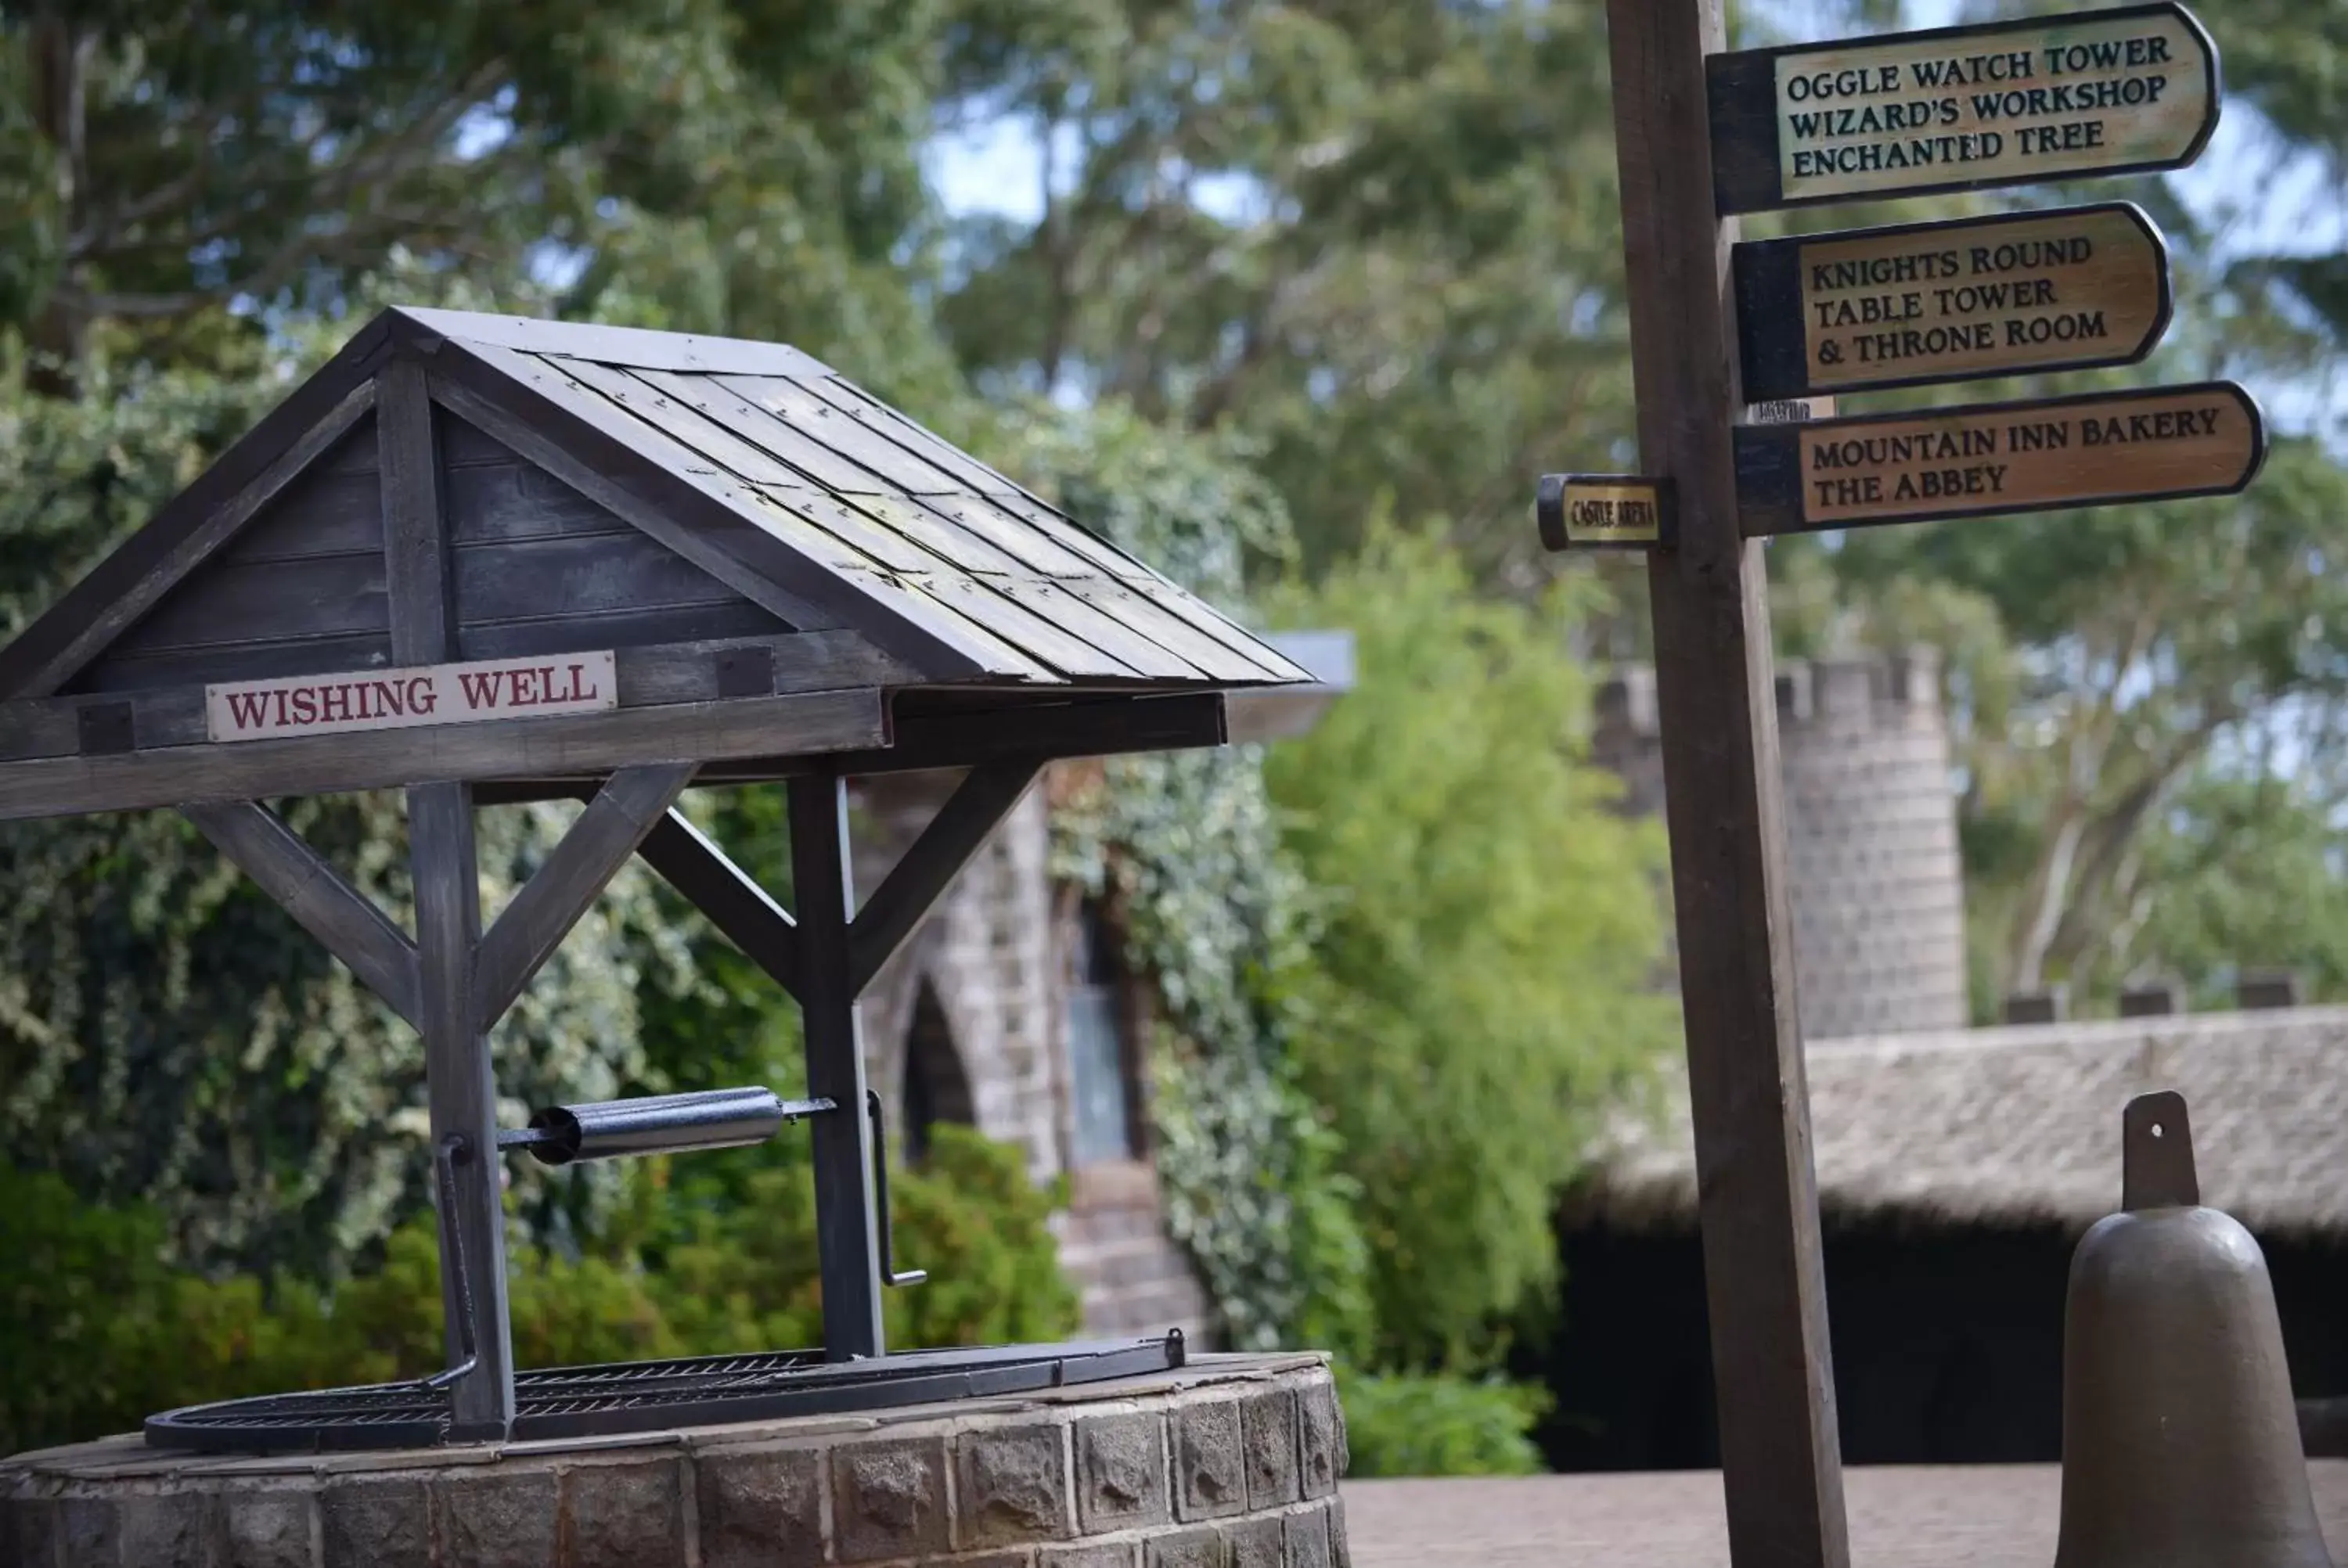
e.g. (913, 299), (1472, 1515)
(2053, 1090), (2335, 1568)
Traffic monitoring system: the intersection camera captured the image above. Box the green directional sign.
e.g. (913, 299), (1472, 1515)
(1709, 2), (2220, 214)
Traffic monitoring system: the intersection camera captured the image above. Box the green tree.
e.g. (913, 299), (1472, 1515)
(1261, 523), (1676, 1369)
(935, 0), (1637, 584)
(1, 0), (957, 397)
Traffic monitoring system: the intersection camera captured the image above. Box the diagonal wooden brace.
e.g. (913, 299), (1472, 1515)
(848, 761), (1041, 995)
(633, 804), (802, 1002)
(184, 800), (423, 1031)
(472, 762), (697, 1031)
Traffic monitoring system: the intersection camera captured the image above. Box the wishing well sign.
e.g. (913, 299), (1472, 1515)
(1734, 381), (2263, 535)
(1709, 2), (2220, 212)
(205, 652), (618, 743)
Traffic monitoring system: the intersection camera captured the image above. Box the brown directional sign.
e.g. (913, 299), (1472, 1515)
(1709, 2), (2220, 214)
(1735, 381), (2263, 536)
(1536, 474), (1676, 551)
(1735, 203), (2172, 401)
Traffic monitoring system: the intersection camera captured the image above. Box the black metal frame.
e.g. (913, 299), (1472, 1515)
(145, 1334), (1186, 1455)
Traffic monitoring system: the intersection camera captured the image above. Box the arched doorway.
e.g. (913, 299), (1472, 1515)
(902, 981), (974, 1164)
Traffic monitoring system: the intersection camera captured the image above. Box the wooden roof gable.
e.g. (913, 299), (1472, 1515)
(0, 308), (1302, 823)
(0, 307), (1310, 704)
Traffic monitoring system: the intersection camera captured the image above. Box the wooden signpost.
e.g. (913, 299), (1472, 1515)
(1738, 381), (2263, 535)
(1536, 474), (1676, 551)
(1554, 3), (2249, 1564)
(1734, 203), (2173, 400)
(1709, 2), (2220, 214)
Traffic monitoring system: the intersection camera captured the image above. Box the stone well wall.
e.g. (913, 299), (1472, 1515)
(3, 1355), (1345, 1568)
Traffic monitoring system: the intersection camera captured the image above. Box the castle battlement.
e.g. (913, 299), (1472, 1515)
(1591, 647), (1968, 1041)
(1597, 646), (1944, 742)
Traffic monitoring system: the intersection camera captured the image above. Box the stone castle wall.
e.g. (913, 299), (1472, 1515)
(1594, 648), (1968, 1040)
(852, 772), (1211, 1346)
(5, 1358), (1349, 1568)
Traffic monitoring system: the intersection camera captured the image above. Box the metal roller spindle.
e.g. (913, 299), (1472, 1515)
(497, 1087), (834, 1167)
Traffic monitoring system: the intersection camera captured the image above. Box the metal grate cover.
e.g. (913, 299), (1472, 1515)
(146, 1335), (1185, 1455)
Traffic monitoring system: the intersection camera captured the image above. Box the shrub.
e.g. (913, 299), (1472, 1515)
(1262, 522), (1678, 1370)
(1, 1124), (1079, 1453)
(1335, 1369), (1553, 1479)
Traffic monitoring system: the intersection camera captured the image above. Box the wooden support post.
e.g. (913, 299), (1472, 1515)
(382, 354), (516, 1437)
(472, 762), (697, 1030)
(182, 800), (423, 1031)
(1605, 4), (1849, 1566)
(410, 778), (512, 1437)
(848, 762), (1041, 993)
(787, 771), (885, 1361)
(634, 807), (801, 1002)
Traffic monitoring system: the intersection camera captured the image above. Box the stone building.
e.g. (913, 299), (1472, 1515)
(849, 632), (1354, 1344)
(1536, 1003), (2348, 1469)
(1592, 646), (1970, 1040)
(863, 641), (1976, 1343)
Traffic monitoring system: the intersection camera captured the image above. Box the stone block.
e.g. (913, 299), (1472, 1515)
(1327, 1495), (1352, 1568)
(1039, 1545), (1137, 1568)
(560, 1458), (682, 1568)
(955, 1555), (1039, 1568)
(830, 1436), (949, 1563)
(1237, 1393), (1298, 1510)
(1286, 1503), (1333, 1568)
(224, 1488), (315, 1568)
(119, 1488), (211, 1566)
(434, 1466), (560, 1568)
(58, 1497), (120, 1567)
(695, 1444), (825, 1568)
(1145, 1524), (1228, 1568)
(956, 1422), (1071, 1548)
(1220, 1514), (1284, 1568)
(1171, 1398), (1243, 1522)
(322, 1476), (431, 1568)
(1295, 1381), (1345, 1499)
(1075, 1412), (1168, 1534)
(10, 1494), (61, 1568)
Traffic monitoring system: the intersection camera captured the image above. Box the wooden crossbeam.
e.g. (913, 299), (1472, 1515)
(848, 761), (1040, 993)
(473, 763), (697, 1030)
(633, 807), (802, 1002)
(0, 687), (883, 826)
(183, 800), (423, 1031)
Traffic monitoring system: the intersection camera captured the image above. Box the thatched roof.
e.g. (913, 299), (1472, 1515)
(1571, 1007), (2348, 1239)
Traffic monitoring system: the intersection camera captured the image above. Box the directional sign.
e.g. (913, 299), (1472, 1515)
(1734, 203), (2172, 400)
(1746, 396), (1838, 424)
(1536, 474), (1676, 551)
(1734, 381), (2263, 536)
(1709, 2), (2220, 214)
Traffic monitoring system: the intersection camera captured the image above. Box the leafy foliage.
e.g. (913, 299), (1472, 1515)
(1337, 1368), (1553, 1479)
(935, 0), (1637, 585)
(1262, 523), (1676, 1368)
(1010, 400), (1371, 1357)
(1, 1124), (1076, 1454)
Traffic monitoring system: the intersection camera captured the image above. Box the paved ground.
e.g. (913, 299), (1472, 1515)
(1343, 1461), (2348, 1566)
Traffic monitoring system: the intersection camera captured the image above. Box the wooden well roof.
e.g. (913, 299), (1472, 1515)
(0, 307), (1308, 821)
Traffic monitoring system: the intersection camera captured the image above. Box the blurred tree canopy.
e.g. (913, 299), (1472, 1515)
(1263, 524), (1675, 1368)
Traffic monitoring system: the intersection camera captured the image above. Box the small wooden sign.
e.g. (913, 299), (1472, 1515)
(1537, 475), (1676, 551)
(1747, 396), (1838, 424)
(1735, 381), (2263, 536)
(1709, 2), (2220, 214)
(1735, 203), (2172, 400)
(206, 651), (618, 743)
